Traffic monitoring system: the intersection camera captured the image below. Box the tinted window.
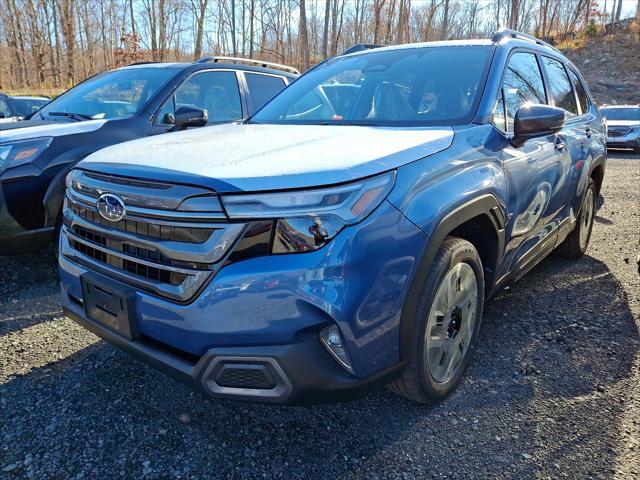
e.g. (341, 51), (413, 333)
(251, 46), (492, 126)
(567, 69), (589, 114)
(8, 98), (49, 117)
(542, 57), (578, 115)
(156, 71), (242, 125)
(0, 98), (11, 118)
(600, 107), (640, 121)
(40, 68), (177, 120)
(500, 52), (547, 132)
(245, 73), (286, 112)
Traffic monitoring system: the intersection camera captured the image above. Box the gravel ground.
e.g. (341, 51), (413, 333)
(1, 152), (639, 480)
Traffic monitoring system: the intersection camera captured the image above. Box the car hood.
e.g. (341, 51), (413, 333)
(0, 119), (107, 142)
(78, 123), (454, 192)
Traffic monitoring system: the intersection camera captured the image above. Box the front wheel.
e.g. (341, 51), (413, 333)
(556, 178), (596, 259)
(389, 237), (484, 403)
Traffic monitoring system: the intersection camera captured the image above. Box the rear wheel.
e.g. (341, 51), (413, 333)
(556, 178), (596, 259)
(389, 237), (484, 403)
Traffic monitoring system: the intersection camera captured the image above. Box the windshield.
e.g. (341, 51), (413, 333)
(39, 68), (178, 120)
(8, 98), (49, 117)
(251, 46), (492, 126)
(601, 107), (640, 121)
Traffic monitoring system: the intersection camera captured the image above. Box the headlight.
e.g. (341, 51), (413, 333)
(222, 171), (395, 255)
(0, 137), (52, 174)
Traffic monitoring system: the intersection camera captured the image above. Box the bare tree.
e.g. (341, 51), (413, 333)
(299, 0), (309, 68)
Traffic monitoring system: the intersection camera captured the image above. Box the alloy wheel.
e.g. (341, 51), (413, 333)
(425, 262), (478, 384)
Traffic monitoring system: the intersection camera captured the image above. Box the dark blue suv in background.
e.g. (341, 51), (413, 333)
(0, 58), (298, 253)
(60, 30), (606, 404)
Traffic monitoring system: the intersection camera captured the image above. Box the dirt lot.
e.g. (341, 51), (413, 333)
(1, 153), (638, 480)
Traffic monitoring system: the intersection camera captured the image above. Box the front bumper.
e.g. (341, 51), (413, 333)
(62, 300), (403, 404)
(59, 199), (427, 403)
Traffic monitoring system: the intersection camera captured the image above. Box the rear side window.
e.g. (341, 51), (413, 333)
(567, 69), (589, 115)
(245, 73), (286, 113)
(499, 52), (547, 132)
(541, 57), (578, 116)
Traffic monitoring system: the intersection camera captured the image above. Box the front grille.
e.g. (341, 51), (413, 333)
(71, 203), (213, 243)
(216, 365), (277, 390)
(69, 238), (187, 286)
(72, 225), (185, 268)
(608, 127), (630, 137)
(62, 171), (245, 302)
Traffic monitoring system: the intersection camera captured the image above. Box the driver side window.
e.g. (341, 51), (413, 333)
(155, 71), (242, 126)
(494, 52), (547, 133)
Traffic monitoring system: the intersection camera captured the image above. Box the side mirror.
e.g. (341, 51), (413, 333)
(512, 104), (565, 148)
(174, 106), (208, 130)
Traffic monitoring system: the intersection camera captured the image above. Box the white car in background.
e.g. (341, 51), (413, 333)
(0, 93), (50, 124)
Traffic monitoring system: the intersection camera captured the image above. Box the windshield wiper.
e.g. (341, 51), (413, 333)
(48, 111), (93, 121)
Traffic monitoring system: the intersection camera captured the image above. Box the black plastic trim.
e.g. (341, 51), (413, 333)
(62, 302), (404, 405)
(399, 194), (505, 361)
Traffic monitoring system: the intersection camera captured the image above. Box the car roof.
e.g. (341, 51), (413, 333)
(117, 60), (298, 78)
(342, 39), (494, 58)
(600, 105), (639, 109)
(342, 30), (562, 59)
(9, 95), (50, 100)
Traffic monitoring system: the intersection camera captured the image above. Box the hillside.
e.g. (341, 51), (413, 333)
(560, 18), (640, 106)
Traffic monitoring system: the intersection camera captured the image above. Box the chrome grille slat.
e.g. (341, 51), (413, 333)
(68, 189), (226, 221)
(66, 229), (199, 275)
(71, 169), (224, 212)
(70, 200), (216, 244)
(61, 233), (211, 301)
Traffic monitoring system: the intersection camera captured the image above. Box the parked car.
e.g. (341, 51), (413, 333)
(59, 29), (606, 404)
(0, 92), (50, 123)
(600, 104), (640, 152)
(0, 58), (298, 254)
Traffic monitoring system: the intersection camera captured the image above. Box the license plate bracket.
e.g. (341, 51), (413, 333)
(81, 273), (138, 340)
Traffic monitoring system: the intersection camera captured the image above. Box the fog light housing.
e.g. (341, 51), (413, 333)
(319, 325), (355, 375)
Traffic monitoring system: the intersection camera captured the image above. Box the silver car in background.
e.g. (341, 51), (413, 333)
(601, 104), (640, 152)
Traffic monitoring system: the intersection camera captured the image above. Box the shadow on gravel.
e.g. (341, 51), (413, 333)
(1, 251), (638, 479)
(478, 254), (639, 478)
(0, 250), (60, 337)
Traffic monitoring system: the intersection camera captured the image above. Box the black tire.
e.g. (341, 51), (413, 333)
(388, 237), (484, 403)
(556, 178), (596, 259)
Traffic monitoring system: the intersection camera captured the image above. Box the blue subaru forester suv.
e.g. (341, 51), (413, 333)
(59, 29), (606, 404)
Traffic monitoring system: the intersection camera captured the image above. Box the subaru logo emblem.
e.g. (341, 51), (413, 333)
(96, 193), (126, 222)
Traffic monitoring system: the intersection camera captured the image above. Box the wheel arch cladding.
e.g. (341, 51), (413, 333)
(590, 163), (605, 197)
(398, 194), (505, 362)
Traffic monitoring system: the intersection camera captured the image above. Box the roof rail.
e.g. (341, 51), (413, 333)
(342, 44), (385, 55)
(491, 28), (561, 53)
(196, 56), (300, 75)
(127, 61), (159, 66)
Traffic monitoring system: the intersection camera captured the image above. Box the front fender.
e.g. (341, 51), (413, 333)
(388, 125), (507, 238)
(388, 126), (508, 360)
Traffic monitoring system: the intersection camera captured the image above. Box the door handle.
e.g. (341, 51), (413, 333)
(554, 137), (566, 151)
(585, 126), (592, 138)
